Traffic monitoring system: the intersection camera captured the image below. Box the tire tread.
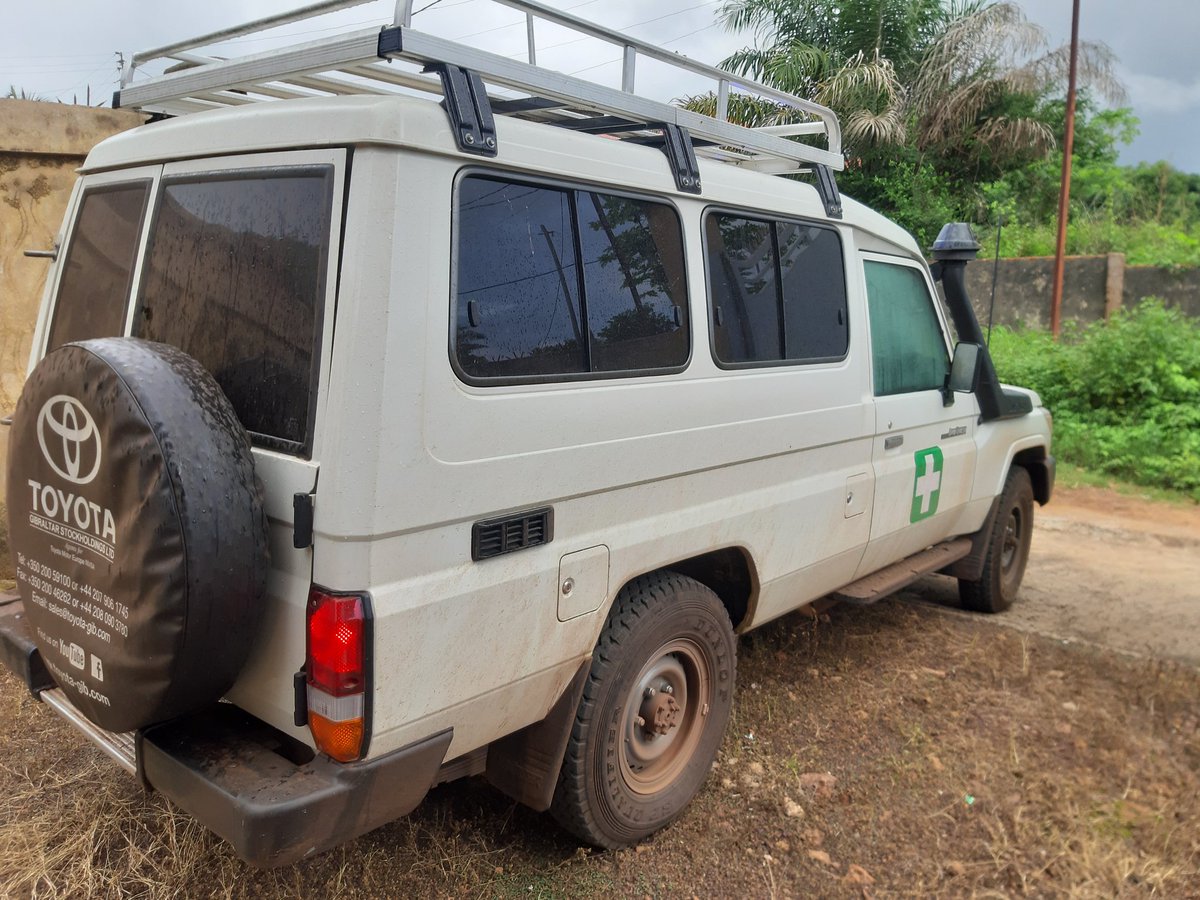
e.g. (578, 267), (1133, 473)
(550, 570), (733, 847)
(960, 467), (1034, 614)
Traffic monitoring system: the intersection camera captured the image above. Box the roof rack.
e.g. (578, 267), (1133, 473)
(116, 0), (844, 205)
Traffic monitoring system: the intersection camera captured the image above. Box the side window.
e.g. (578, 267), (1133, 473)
(706, 216), (779, 363)
(863, 261), (949, 396)
(705, 212), (848, 366)
(136, 169), (333, 451)
(47, 182), (150, 351)
(778, 222), (848, 360)
(454, 175), (688, 381)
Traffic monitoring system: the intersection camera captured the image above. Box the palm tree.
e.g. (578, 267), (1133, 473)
(695, 0), (1123, 169)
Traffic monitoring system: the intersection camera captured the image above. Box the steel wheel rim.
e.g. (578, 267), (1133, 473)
(620, 639), (710, 795)
(1001, 507), (1023, 572)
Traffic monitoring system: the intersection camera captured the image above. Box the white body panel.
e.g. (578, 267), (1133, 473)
(37, 94), (1050, 763)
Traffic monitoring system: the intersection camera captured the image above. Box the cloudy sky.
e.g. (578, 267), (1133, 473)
(4, 0), (1197, 172)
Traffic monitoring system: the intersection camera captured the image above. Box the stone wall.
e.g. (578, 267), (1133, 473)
(0, 100), (144, 498)
(1124, 265), (1200, 318)
(963, 253), (1200, 330)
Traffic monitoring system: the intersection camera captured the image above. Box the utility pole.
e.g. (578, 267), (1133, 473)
(1050, 0), (1081, 339)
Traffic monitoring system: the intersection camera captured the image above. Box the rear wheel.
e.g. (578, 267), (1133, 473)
(551, 571), (736, 848)
(959, 467), (1034, 613)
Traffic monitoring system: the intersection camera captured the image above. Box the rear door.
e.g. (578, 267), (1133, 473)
(131, 150), (345, 730)
(31, 150), (346, 733)
(855, 254), (978, 577)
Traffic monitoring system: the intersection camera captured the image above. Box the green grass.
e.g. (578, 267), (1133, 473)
(998, 218), (1200, 268)
(1053, 461), (1198, 506)
(990, 300), (1200, 502)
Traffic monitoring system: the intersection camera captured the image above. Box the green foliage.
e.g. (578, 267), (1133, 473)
(990, 300), (1200, 499)
(978, 97), (1200, 266)
(995, 218), (1200, 267)
(841, 154), (963, 249)
(6, 85), (47, 101)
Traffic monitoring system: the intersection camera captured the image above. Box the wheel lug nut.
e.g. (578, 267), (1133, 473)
(663, 685), (673, 695)
(635, 716), (645, 728)
(646, 687), (656, 698)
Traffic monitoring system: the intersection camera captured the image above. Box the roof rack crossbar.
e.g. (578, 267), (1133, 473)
(127, 0), (380, 82)
(377, 27), (844, 170)
(116, 0), (845, 175)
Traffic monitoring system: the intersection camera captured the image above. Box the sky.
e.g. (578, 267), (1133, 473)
(3, 0), (1198, 173)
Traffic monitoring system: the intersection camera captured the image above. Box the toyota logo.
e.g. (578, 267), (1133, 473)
(37, 395), (102, 485)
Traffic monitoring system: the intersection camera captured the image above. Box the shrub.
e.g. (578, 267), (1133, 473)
(990, 300), (1200, 499)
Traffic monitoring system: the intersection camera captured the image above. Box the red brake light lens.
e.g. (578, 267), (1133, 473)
(307, 591), (365, 696)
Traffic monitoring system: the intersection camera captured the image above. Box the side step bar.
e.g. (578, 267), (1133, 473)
(40, 688), (138, 776)
(0, 595), (139, 777)
(832, 538), (972, 606)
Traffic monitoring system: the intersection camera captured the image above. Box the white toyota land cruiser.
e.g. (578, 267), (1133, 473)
(0, 0), (1052, 867)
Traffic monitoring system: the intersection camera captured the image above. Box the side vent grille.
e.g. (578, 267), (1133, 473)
(472, 507), (554, 561)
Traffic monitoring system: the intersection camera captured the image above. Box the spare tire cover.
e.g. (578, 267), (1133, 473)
(6, 338), (269, 733)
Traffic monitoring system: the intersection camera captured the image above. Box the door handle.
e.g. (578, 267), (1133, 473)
(884, 435), (903, 450)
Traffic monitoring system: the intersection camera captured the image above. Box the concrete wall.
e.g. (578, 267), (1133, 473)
(1124, 265), (1200, 318)
(0, 100), (144, 498)
(964, 253), (1200, 330)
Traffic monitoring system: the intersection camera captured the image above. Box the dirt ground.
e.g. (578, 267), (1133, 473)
(0, 485), (1198, 898)
(907, 485), (1200, 668)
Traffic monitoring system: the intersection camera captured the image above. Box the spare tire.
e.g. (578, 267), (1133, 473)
(5, 338), (269, 733)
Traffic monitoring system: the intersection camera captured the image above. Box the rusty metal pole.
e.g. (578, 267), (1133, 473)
(1050, 0), (1081, 339)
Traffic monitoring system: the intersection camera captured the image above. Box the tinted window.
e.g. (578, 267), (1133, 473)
(706, 212), (847, 366)
(136, 169), (332, 450)
(48, 183), (150, 351)
(864, 261), (949, 395)
(577, 193), (688, 372)
(706, 216), (780, 363)
(455, 176), (688, 381)
(456, 180), (586, 378)
(778, 222), (848, 360)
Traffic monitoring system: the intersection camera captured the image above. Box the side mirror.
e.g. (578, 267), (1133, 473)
(943, 342), (984, 406)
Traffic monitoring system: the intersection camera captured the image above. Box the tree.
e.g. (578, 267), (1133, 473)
(684, 1), (1124, 245)
(708, 0), (1121, 166)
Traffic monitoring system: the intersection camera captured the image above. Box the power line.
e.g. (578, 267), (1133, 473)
(450, 0), (604, 42)
(560, 2), (721, 77)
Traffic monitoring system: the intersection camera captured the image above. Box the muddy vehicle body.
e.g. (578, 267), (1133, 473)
(0, 0), (1052, 867)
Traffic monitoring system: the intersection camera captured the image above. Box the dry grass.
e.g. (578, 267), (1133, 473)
(0, 500), (14, 586)
(0, 599), (1197, 898)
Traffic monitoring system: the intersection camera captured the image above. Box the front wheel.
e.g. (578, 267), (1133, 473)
(959, 466), (1034, 613)
(551, 571), (736, 848)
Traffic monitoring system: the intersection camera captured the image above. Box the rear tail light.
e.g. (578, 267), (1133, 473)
(306, 587), (372, 762)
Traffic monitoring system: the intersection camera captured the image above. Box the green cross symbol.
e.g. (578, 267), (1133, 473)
(910, 447), (944, 522)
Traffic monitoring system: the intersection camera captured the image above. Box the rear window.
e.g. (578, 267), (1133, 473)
(135, 168), (333, 453)
(47, 182), (150, 351)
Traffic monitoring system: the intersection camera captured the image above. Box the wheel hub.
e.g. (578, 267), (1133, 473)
(640, 689), (681, 736)
(620, 644), (710, 794)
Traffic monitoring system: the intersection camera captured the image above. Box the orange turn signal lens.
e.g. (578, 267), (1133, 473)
(308, 710), (365, 763)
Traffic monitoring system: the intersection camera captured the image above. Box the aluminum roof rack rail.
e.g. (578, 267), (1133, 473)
(115, 0), (845, 189)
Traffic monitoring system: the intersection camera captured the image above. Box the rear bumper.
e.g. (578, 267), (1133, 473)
(0, 593), (53, 695)
(0, 593), (452, 867)
(142, 707), (452, 867)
